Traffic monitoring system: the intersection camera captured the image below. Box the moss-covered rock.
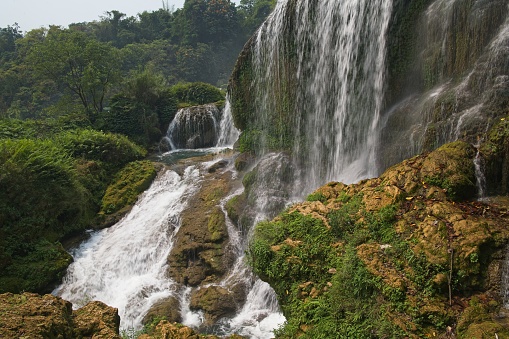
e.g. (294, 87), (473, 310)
(142, 297), (182, 325)
(0, 293), (121, 338)
(73, 300), (121, 338)
(99, 160), (158, 225)
(248, 141), (509, 338)
(190, 286), (238, 325)
(481, 115), (509, 195)
(166, 158), (235, 287)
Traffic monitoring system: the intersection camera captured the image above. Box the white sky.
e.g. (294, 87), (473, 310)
(1, 0), (240, 33)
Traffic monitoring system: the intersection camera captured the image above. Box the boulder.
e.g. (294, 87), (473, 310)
(73, 301), (121, 338)
(190, 286), (238, 325)
(142, 296), (182, 325)
(0, 293), (121, 338)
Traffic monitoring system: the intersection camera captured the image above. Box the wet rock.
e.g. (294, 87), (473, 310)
(190, 286), (238, 325)
(167, 160), (237, 287)
(142, 297), (182, 325)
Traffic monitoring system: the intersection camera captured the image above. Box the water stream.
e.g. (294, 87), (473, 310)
(54, 167), (201, 328)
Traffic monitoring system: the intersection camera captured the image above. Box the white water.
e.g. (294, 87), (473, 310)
(217, 98), (240, 147)
(252, 0), (393, 192)
(54, 168), (201, 329)
(165, 104), (220, 150)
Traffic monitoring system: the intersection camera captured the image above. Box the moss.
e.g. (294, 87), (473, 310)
(225, 193), (247, 225)
(207, 207), (227, 242)
(100, 160), (157, 215)
(421, 141), (477, 200)
(248, 141), (509, 338)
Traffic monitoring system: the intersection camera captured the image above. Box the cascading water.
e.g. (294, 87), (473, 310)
(217, 98), (240, 147)
(54, 167), (201, 328)
(250, 0), (393, 192)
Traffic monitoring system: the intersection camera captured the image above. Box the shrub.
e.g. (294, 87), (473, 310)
(170, 82), (224, 105)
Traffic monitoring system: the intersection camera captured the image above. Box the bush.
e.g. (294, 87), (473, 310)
(170, 82), (225, 105)
(54, 129), (146, 169)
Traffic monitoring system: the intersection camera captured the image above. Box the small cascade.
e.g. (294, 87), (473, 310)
(224, 279), (285, 338)
(216, 98), (240, 147)
(54, 167), (201, 329)
(166, 104), (220, 149)
(473, 136), (489, 200)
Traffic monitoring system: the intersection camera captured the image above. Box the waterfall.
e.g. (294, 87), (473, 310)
(54, 167), (201, 329)
(217, 98), (240, 147)
(166, 104), (220, 150)
(250, 0), (393, 192)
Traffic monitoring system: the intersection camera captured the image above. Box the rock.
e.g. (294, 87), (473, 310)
(0, 293), (121, 338)
(190, 286), (238, 325)
(248, 141), (509, 337)
(0, 293), (74, 338)
(234, 152), (255, 171)
(142, 297), (182, 325)
(73, 301), (121, 338)
(167, 156), (238, 288)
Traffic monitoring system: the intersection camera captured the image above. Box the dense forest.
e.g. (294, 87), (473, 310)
(0, 0), (275, 294)
(0, 0), (275, 121)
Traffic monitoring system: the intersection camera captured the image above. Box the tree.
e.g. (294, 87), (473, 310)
(0, 24), (22, 61)
(239, 0), (276, 34)
(25, 28), (120, 122)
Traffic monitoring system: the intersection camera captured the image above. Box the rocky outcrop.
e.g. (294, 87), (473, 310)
(249, 141), (509, 338)
(0, 293), (120, 338)
(138, 320), (246, 339)
(73, 301), (121, 338)
(158, 154), (246, 326)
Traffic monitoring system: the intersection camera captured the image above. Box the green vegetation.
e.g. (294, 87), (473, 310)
(248, 142), (509, 338)
(0, 122), (147, 293)
(100, 160), (157, 215)
(0, 0), (276, 122)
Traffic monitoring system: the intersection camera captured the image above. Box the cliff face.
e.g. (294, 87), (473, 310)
(248, 141), (509, 338)
(229, 0), (509, 195)
(381, 0), (509, 171)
